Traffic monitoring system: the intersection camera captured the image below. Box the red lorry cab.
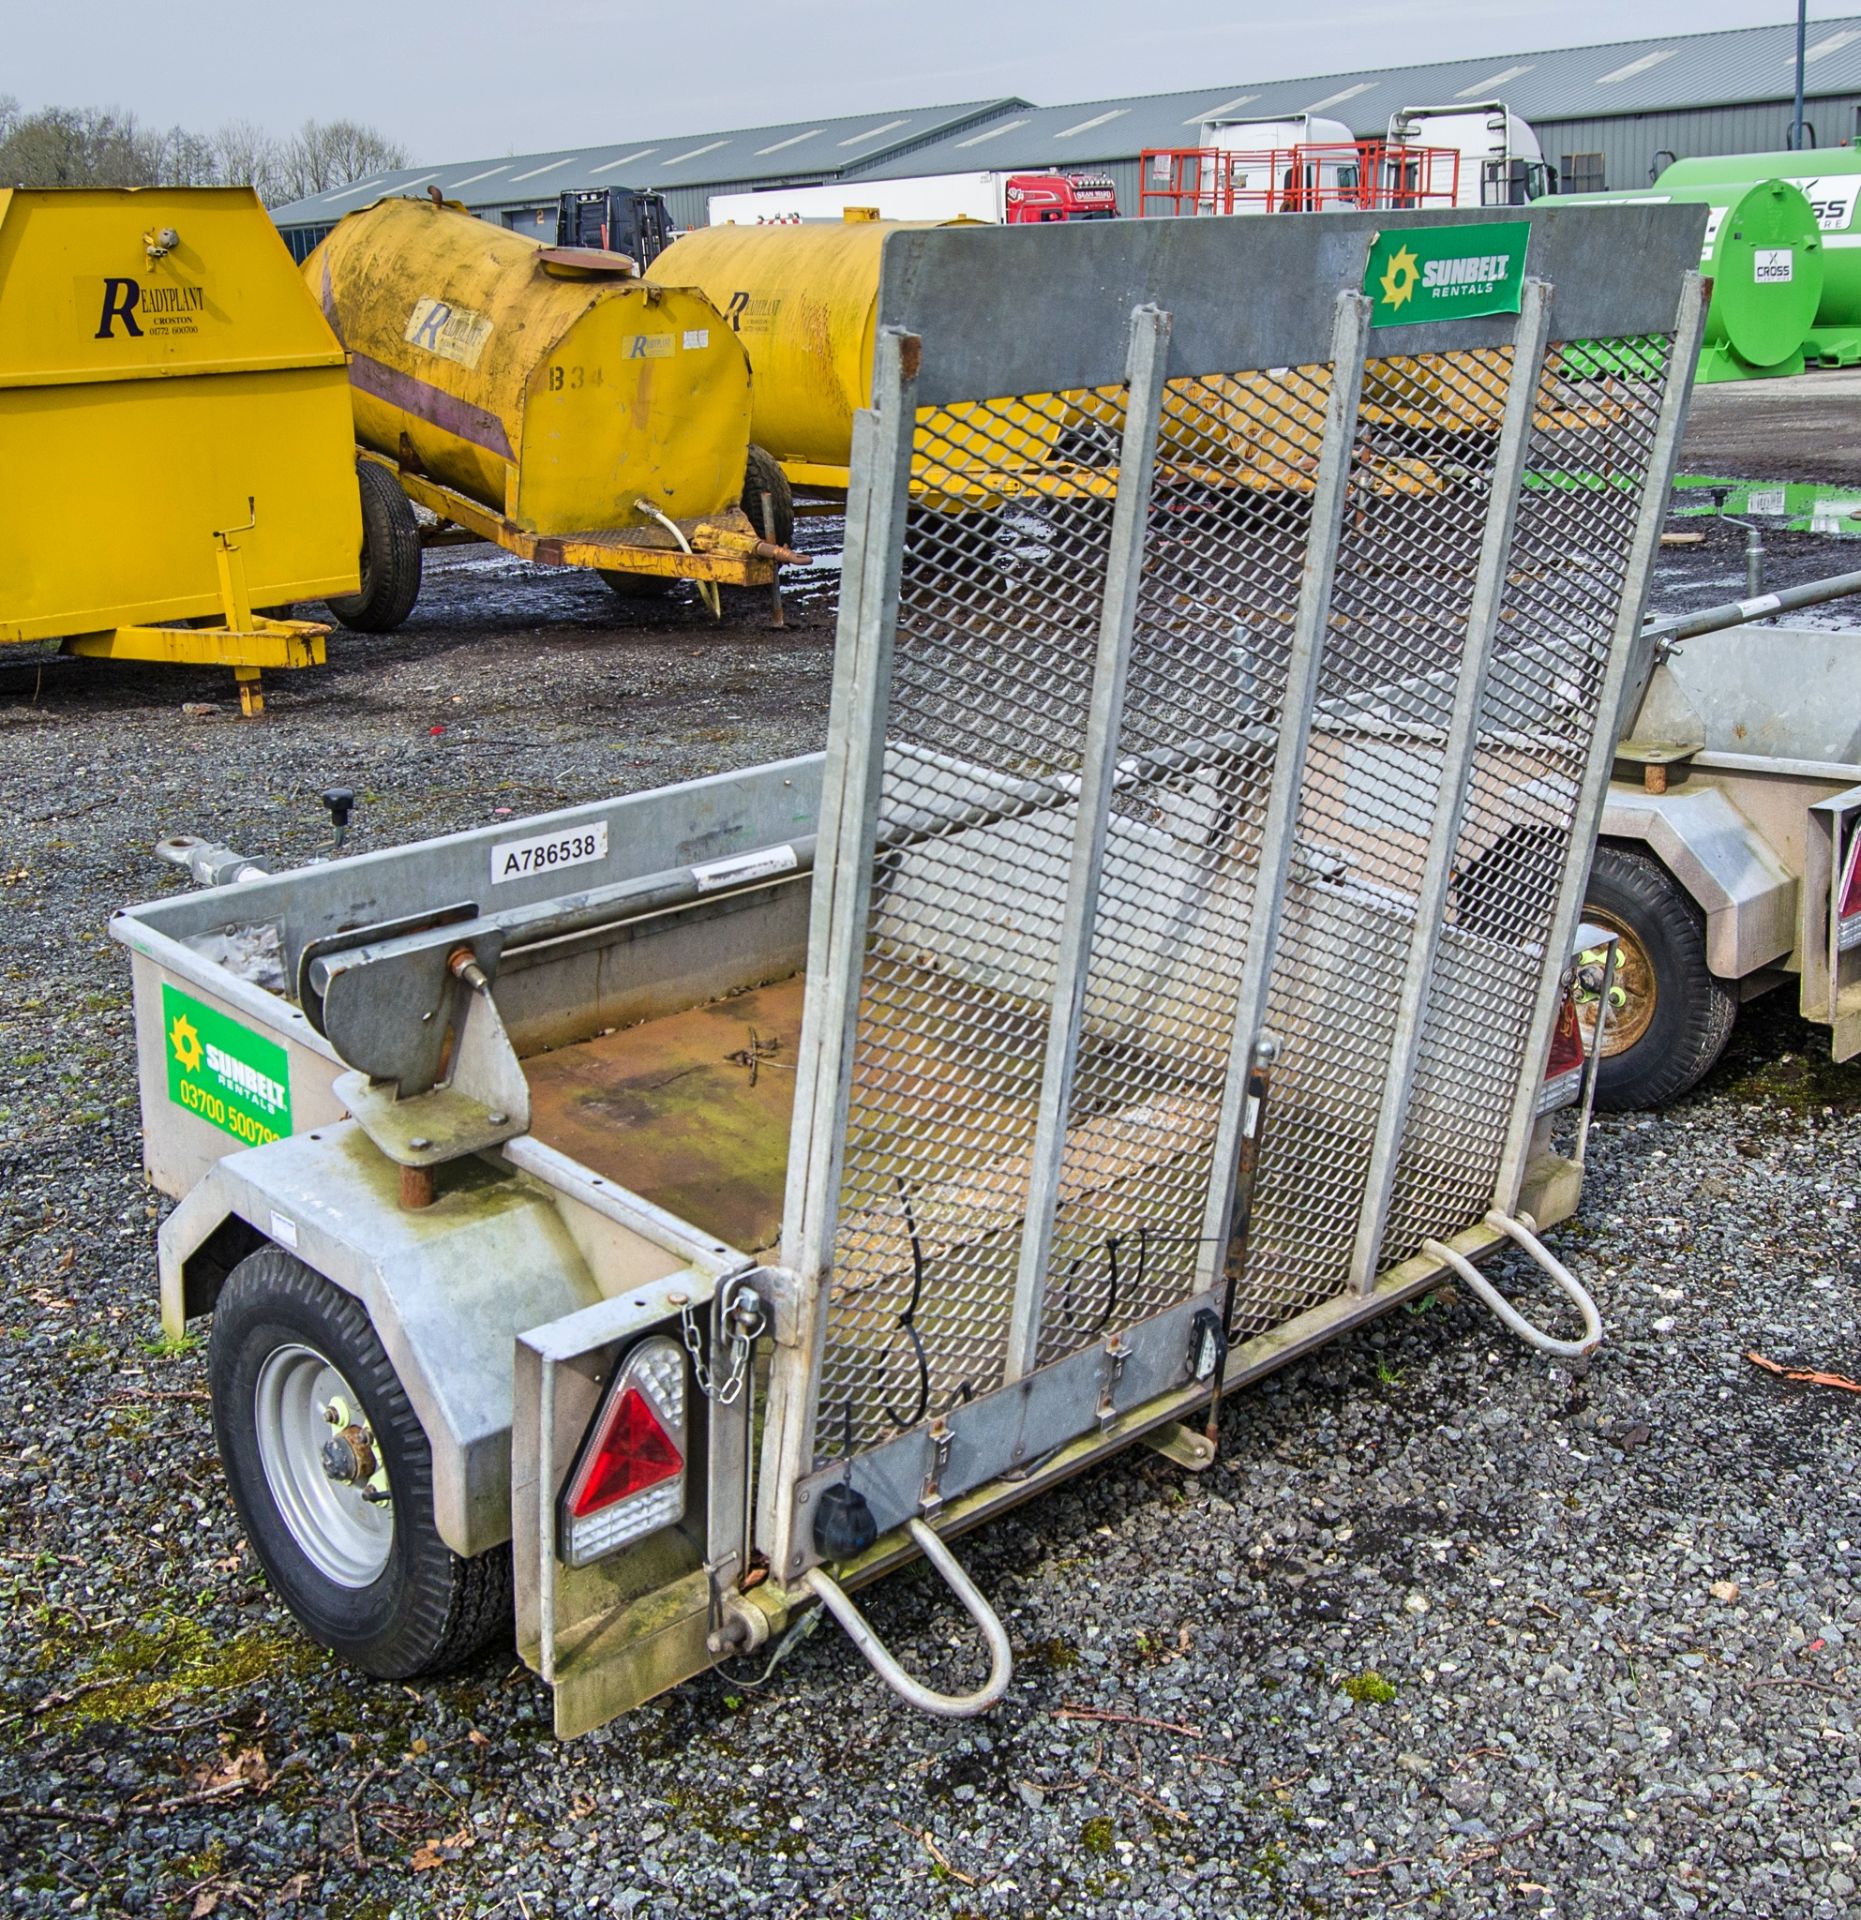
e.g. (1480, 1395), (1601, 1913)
(1003, 173), (1120, 222)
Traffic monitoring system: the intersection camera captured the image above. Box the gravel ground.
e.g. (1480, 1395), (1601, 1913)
(2, 511), (1858, 1919)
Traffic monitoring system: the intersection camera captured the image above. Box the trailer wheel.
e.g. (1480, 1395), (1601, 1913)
(601, 568), (679, 600)
(741, 444), (794, 548)
(327, 463), (423, 633)
(208, 1247), (509, 1678)
(1582, 844), (1737, 1110)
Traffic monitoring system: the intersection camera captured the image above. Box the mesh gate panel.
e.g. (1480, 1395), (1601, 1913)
(820, 389), (1128, 1456)
(1035, 370), (1333, 1367)
(1238, 348), (1515, 1336)
(813, 342), (1675, 1457)
(1380, 337), (1677, 1260)
(786, 215), (1697, 1494)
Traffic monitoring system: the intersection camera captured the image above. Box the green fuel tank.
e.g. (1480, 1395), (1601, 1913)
(1533, 178), (1823, 382)
(1656, 149), (1861, 368)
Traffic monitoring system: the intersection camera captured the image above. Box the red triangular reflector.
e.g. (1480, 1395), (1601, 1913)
(570, 1387), (683, 1518)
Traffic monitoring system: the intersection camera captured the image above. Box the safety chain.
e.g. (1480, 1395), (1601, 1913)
(681, 1283), (766, 1406)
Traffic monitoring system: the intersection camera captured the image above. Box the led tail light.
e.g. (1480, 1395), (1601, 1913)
(558, 1334), (686, 1568)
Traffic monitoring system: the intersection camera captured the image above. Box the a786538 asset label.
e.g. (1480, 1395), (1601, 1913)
(490, 820), (609, 885)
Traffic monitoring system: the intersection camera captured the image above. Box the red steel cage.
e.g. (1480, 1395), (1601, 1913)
(1139, 142), (1461, 217)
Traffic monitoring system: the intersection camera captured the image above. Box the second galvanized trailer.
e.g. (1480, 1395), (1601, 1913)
(115, 204), (1705, 1734)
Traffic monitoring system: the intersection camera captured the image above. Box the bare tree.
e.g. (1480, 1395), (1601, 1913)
(212, 119), (287, 202)
(153, 124), (220, 187)
(0, 103), (164, 187)
(276, 119), (409, 202)
(0, 101), (406, 202)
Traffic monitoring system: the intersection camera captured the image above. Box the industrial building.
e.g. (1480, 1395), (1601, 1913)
(269, 15), (1861, 251)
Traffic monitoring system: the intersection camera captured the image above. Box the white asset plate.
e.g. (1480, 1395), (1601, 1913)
(491, 820), (609, 885)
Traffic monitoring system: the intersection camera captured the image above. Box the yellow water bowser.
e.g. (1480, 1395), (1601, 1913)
(307, 198), (795, 615)
(646, 220), (1483, 502)
(0, 186), (359, 713)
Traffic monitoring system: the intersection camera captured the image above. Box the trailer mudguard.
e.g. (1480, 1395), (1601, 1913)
(157, 1120), (616, 1558)
(1600, 785), (1798, 976)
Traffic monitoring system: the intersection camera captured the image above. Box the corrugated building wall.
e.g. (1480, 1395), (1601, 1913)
(1538, 100), (1861, 192)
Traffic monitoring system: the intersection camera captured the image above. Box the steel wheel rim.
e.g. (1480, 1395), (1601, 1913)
(254, 1343), (392, 1587)
(1577, 913), (1657, 1058)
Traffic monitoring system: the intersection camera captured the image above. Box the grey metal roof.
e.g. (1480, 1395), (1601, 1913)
(266, 100), (1020, 229)
(270, 18), (1861, 235)
(849, 18), (1861, 180)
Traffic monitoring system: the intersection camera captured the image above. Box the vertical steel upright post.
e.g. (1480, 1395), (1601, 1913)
(1193, 289), (1375, 1295)
(1347, 278), (1553, 1293)
(1004, 305), (1173, 1382)
(1493, 273), (1708, 1204)
(763, 328), (918, 1580)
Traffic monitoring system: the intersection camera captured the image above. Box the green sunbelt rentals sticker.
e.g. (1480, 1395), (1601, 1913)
(1365, 222), (1529, 327)
(163, 984), (292, 1146)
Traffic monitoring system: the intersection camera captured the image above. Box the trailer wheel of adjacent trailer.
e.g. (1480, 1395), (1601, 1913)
(327, 463), (423, 634)
(601, 568), (680, 600)
(208, 1247), (509, 1677)
(1582, 844), (1737, 1110)
(742, 443), (794, 548)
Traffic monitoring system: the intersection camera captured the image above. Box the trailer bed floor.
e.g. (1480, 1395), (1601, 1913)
(523, 974), (806, 1256)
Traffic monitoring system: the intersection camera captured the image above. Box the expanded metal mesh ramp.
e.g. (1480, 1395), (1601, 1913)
(762, 208), (1705, 1582)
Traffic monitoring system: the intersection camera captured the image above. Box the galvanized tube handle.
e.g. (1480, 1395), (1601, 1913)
(802, 1518), (1013, 1719)
(1422, 1210), (1602, 1360)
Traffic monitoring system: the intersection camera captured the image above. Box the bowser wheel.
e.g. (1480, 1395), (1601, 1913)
(327, 463), (423, 633)
(208, 1247), (509, 1677)
(1582, 844), (1737, 1111)
(601, 569), (679, 599)
(741, 444), (794, 548)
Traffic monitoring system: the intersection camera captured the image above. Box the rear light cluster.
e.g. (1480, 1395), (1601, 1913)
(559, 1335), (687, 1568)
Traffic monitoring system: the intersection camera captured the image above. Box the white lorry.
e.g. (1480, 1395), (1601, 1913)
(708, 169), (1117, 227)
(1387, 103), (1555, 208)
(1140, 113), (1367, 216)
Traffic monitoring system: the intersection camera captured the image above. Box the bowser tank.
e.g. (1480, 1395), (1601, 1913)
(646, 218), (902, 489)
(649, 218), (1082, 502)
(649, 219), (1520, 504)
(1656, 148), (1861, 368)
(1534, 179), (1822, 383)
(309, 198), (756, 541)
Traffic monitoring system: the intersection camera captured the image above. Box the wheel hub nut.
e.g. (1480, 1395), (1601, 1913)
(320, 1424), (378, 1485)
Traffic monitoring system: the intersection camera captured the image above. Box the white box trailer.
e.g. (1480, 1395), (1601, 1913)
(708, 169), (1116, 227)
(1189, 114), (1362, 211)
(113, 206), (1704, 1736)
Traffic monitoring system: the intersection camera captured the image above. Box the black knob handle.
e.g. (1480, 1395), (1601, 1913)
(320, 786), (355, 850)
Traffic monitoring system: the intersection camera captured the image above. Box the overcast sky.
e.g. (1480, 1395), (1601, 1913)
(12, 1), (1860, 157)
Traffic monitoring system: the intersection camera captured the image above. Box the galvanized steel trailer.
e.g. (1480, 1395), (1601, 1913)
(114, 206), (1704, 1735)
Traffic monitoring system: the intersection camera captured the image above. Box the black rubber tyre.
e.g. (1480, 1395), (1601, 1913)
(740, 443), (795, 548)
(1583, 843), (1737, 1111)
(601, 568), (679, 599)
(208, 1247), (510, 1678)
(327, 463), (423, 633)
